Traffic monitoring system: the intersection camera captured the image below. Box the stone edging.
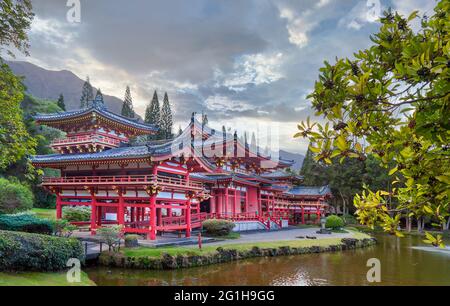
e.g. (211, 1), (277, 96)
(98, 237), (377, 270)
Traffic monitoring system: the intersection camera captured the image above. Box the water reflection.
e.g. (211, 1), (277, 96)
(86, 234), (450, 286)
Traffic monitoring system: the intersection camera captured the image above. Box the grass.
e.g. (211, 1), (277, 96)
(124, 230), (371, 259)
(205, 232), (241, 240)
(29, 208), (56, 220)
(0, 271), (95, 286)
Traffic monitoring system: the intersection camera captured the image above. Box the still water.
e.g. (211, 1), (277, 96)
(86, 234), (450, 286)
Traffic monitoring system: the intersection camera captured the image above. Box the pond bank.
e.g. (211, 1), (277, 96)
(98, 234), (376, 270)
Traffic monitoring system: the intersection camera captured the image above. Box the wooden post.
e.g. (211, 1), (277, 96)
(233, 189), (237, 216)
(186, 199), (191, 238)
(118, 192), (124, 226)
(90, 193), (97, 235)
(301, 206), (305, 224)
(149, 195), (157, 240)
(225, 187), (229, 217)
(56, 193), (62, 219)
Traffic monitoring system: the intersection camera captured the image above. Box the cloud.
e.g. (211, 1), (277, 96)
(10, 0), (436, 153)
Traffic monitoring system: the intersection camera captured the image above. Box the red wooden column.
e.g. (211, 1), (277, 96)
(316, 204), (321, 224)
(97, 206), (102, 226)
(90, 191), (97, 235)
(56, 193), (62, 219)
(210, 190), (216, 215)
(148, 195), (157, 240)
(233, 189), (237, 216)
(301, 206), (305, 224)
(185, 199), (191, 238)
(117, 191), (124, 226)
(225, 187), (229, 217)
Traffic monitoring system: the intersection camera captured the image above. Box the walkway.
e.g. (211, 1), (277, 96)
(187, 227), (355, 248)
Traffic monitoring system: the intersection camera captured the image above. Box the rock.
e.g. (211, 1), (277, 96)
(161, 253), (178, 269)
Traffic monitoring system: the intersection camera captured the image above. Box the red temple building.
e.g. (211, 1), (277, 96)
(31, 97), (331, 240)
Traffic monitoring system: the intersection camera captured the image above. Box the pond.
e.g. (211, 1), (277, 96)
(85, 234), (450, 286)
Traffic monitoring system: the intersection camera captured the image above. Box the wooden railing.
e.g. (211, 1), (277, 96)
(51, 134), (121, 147)
(42, 174), (203, 189)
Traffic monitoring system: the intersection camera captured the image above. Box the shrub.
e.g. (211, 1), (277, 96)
(63, 206), (91, 222)
(52, 219), (77, 237)
(202, 219), (235, 236)
(325, 215), (345, 230)
(124, 234), (140, 248)
(0, 178), (33, 214)
(0, 230), (84, 271)
(342, 214), (358, 225)
(0, 213), (53, 235)
(97, 225), (123, 251)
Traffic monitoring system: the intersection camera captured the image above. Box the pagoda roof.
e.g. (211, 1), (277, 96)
(285, 185), (332, 197)
(33, 97), (158, 135)
(31, 114), (295, 169)
(261, 170), (304, 181)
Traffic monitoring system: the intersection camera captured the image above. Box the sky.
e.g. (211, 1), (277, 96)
(9, 0), (436, 154)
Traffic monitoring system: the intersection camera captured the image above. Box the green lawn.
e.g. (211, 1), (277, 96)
(0, 271), (95, 286)
(124, 231), (371, 259)
(29, 208), (56, 220)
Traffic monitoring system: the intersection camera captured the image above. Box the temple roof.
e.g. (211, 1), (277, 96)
(285, 185), (332, 197)
(31, 146), (151, 164)
(261, 170), (304, 180)
(31, 112), (295, 170)
(33, 97), (158, 134)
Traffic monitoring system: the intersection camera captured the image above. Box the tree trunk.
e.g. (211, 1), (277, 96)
(445, 217), (450, 231)
(417, 217), (423, 233)
(406, 216), (412, 232)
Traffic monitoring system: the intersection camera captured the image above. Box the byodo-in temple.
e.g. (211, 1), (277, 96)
(31, 97), (331, 240)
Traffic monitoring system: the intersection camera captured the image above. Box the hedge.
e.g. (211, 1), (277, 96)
(0, 178), (33, 214)
(63, 206), (91, 222)
(0, 230), (84, 271)
(0, 213), (53, 235)
(325, 215), (345, 230)
(202, 219), (235, 236)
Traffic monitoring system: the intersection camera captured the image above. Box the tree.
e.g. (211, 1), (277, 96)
(178, 125), (183, 136)
(0, 0), (35, 171)
(202, 112), (208, 127)
(160, 92), (173, 139)
(95, 88), (104, 103)
(0, 0), (34, 57)
(295, 2), (450, 241)
(121, 85), (135, 118)
(145, 90), (160, 140)
(57, 93), (65, 111)
(80, 76), (94, 108)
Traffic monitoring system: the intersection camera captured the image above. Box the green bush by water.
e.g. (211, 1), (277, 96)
(0, 230), (84, 271)
(325, 215), (345, 230)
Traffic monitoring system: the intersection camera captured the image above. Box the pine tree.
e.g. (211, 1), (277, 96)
(145, 90), (161, 140)
(57, 93), (65, 111)
(80, 76), (94, 108)
(160, 92), (173, 139)
(95, 88), (104, 103)
(202, 113), (208, 127)
(121, 85), (135, 118)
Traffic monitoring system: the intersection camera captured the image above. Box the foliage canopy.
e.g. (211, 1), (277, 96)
(296, 1), (450, 240)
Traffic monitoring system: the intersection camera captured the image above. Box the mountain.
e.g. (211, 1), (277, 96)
(7, 60), (124, 114)
(279, 150), (304, 172)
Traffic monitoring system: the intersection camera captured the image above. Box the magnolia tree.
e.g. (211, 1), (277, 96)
(295, 1), (449, 247)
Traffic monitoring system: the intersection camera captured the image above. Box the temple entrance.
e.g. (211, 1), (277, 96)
(200, 199), (210, 213)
